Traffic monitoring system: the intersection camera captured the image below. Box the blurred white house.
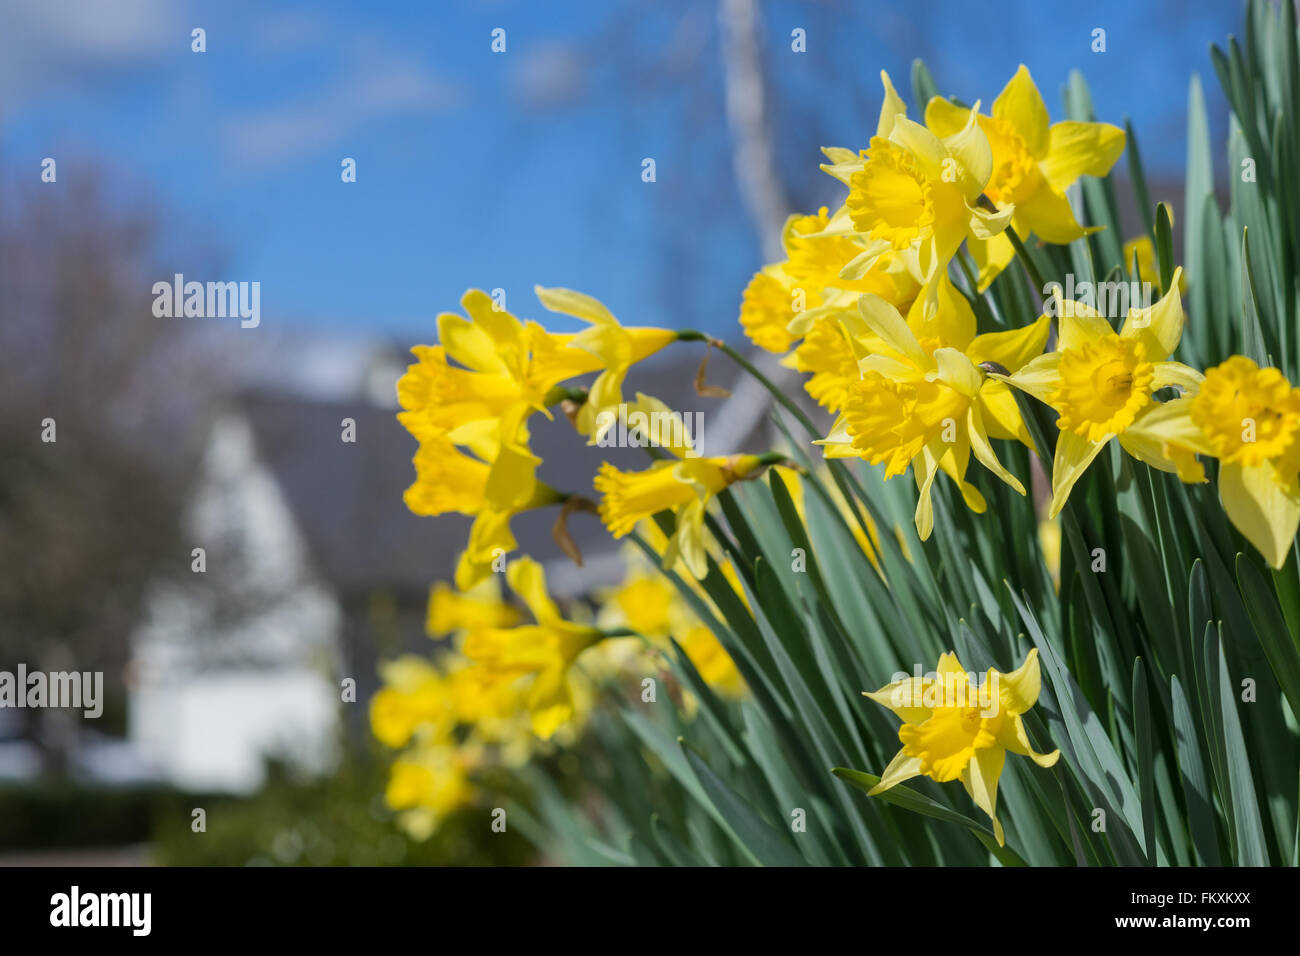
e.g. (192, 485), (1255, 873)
(1, 339), (796, 793)
(127, 407), (344, 793)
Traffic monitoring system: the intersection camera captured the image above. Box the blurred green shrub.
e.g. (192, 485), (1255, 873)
(1, 753), (534, 865)
(150, 755), (535, 866)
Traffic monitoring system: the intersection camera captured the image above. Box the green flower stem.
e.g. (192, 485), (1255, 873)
(677, 330), (880, 546)
(543, 384), (589, 406)
(597, 627), (640, 640)
(677, 330), (822, 443)
(955, 250), (998, 329)
(1004, 227), (1049, 303)
(975, 193), (1048, 301)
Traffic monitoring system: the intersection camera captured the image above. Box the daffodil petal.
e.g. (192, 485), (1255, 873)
(887, 116), (948, 182)
(1120, 268), (1185, 362)
(534, 285), (618, 325)
(858, 293), (930, 367)
(967, 403), (1026, 494)
(996, 648), (1041, 715)
(995, 714), (1061, 767)
(839, 237), (895, 280)
(943, 106), (994, 201)
(933, 347), (983, 398)
(923, 96), (969, 138)
(914, 444), (939, 540)
(1119, 398), (1210, 482)
(1220, 460), (1300, 569)
(867, 749), (924, 795)
(1057, 302), (1113, 351)
(963, 747), (1007, 845)
(1018, 185), (1088, 244)
(967, 315), (1051, 373)
(863, 680), (934, 724)
(966, 198), (1016, 239)
(966, 232), (1016, 290)
(1039, 121), (1126, 191)
(977, 379), (1034, 448)
(666, 497), (711, 578)
(992, 64), (1050, 158)
(858, 353), (918, 379)
(463, 289), (527, 359)
(506, 556), (562, 625)
(933, 434), (987, 513)
(455, 511), (518, 590)
(1002, 352), (1061, 404)
(908, 273), (976, 351)
(876, 70), (908, 139)
(1049, 431), (1109, 518)
(1151, 360), (1204, 393)
(936, 650), (969, 678)
(438, 313), (508, 374)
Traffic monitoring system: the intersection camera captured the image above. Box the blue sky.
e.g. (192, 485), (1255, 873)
(1, 0), (1239, 341)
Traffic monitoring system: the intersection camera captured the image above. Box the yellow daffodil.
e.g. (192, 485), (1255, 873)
(925, 65), (1125, 289)
(864, 648), (1059, 845)
(398, 289), (605, 511)
(590, 392), (776, 577)
(596, 545), (746, 697)
(533, 285), (678, 444)
(459, 557), (604, 738)
(831, 71), (1010, 310)
(401, 424), (559, 590)
(596, 450), (770, 577)
(384, 740), (477, 840)
(1190, 356), (1300, 568)
(1039, 517), (1062, 591)
(438, 656), (551, 764)
(784, 314), (861, 415)
(1000, 269), (1207, 517)
(680, 625), (745, 696)
(821, 275), (1048, 539)
(397, 290), (612, 585)
(601, 567), (677, 637)
(370, 656), (454, 749)
(427, 577), (521, 637)
(739, 206), (920, 355)
(372, 645), (547, 841)
(739, 264), (813, 353)
(453, 508), (519, 590)
(403, 426), (560, 520)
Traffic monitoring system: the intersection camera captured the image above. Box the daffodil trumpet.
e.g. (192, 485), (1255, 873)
(595, 449), (788, 577)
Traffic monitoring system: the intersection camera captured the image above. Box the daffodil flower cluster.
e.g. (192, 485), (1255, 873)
(372, 559), (617, 836)
(760, 64), (1298, 568)
(736, 65), (1121, 539)
(382, 290), (778, 836)
(375, 46), (1300, 856)
(395, 287), (674, 588)
(995, 282), (1300, 568)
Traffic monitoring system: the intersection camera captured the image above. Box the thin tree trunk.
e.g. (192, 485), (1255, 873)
(718, 0), (790, 261)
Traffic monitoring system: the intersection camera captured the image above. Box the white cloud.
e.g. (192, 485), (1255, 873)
(511, 42), (586, 109)
(0, 0), (181, 113)
(224, 58), (463, 168)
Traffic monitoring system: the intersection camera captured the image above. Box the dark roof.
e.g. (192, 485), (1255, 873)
(238, 391), (465, 597)
(234, 348), (747, 598)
